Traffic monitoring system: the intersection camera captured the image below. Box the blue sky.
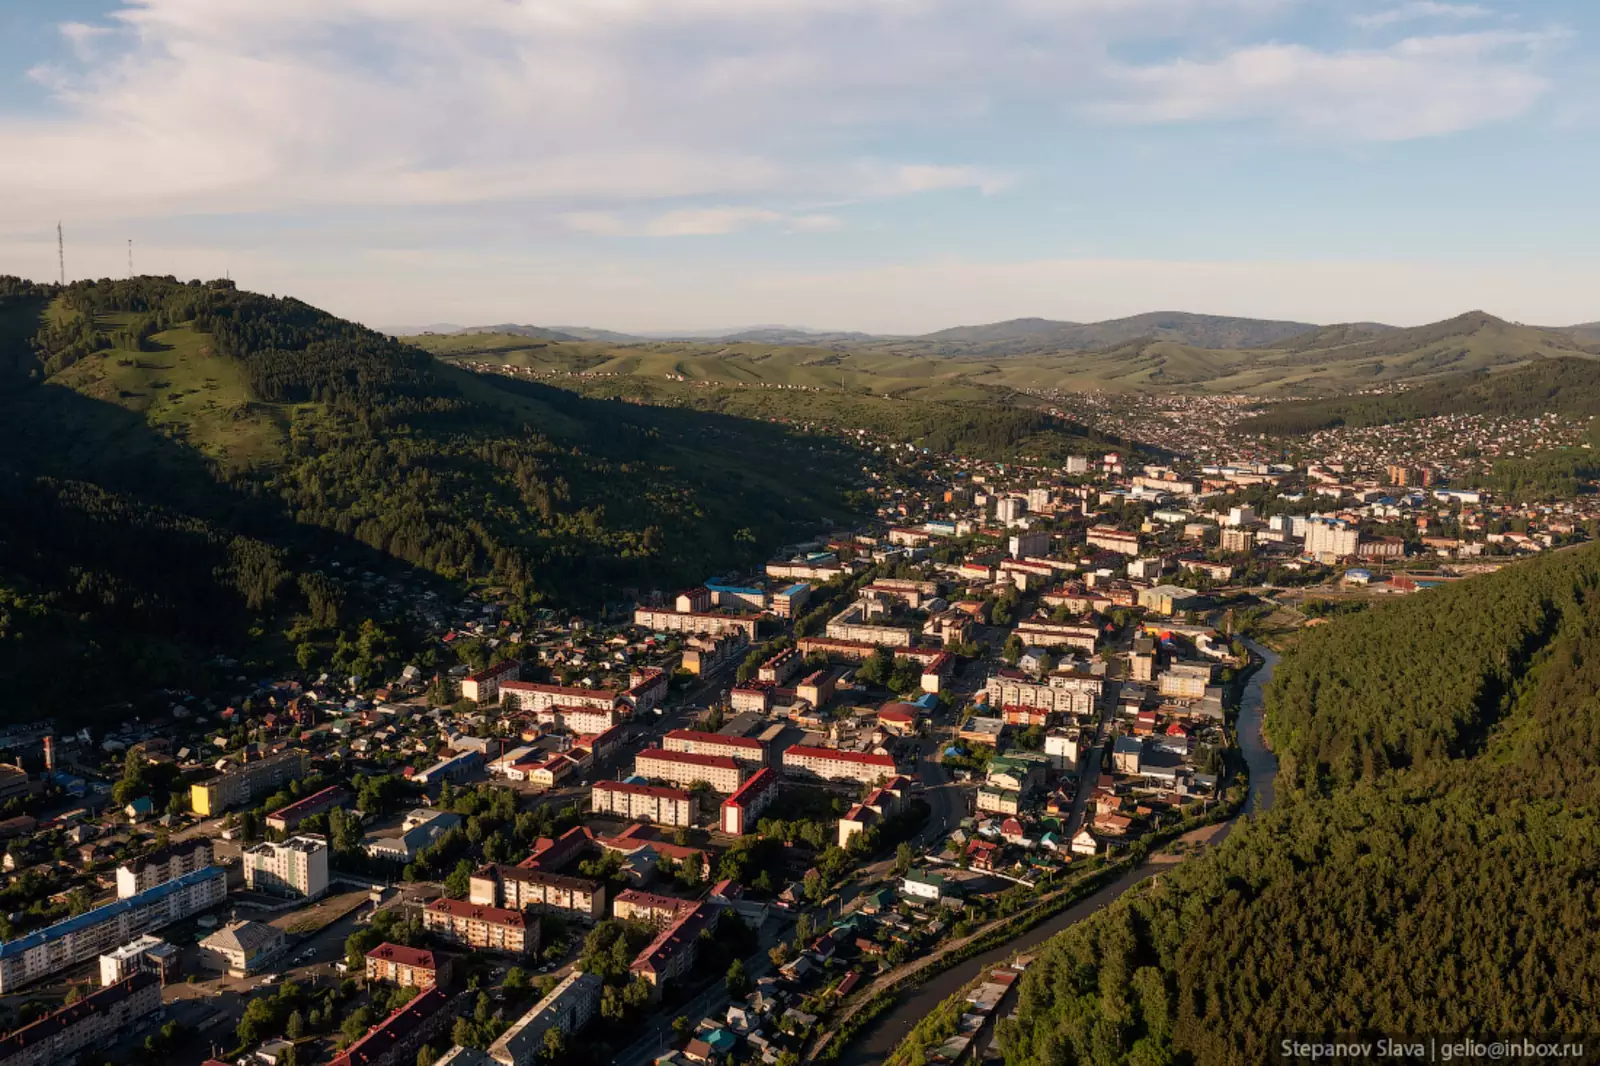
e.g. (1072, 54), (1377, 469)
(1, 0), (1596, 332)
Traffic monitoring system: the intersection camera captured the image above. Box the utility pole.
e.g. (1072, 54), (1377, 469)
(57, 222), (64, 285)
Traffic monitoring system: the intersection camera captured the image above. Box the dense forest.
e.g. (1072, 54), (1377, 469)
(1239, 357), (1600, 436)
(997, 546), (1600, 1065)
(0, 275), (871, 719)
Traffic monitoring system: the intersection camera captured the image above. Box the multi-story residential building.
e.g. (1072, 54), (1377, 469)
(634, 749), (745, 794)
(631, 608), (761, 640)
(243, 835), (329, 899)
(663, 729), (766, 766)
(1112, 736), (1144, 775)
(1065, 455), (1090, 475)
(264, 785), (349, 834)
(629, 902), (719, 997)
(757, 647), (804, 685)
(115, 839), (213, 899)
(1008, 530), (1050, 559)
(197, 920), (285, 977)
(794, 637), (947, 667)
(423, 898), (535, 954)
(0, 866), (226, 992)
(838, 777), (909, 848)
(985, 670), (1101, 718)
(625, 668), (669, 713)
(728, 683), (774, 714)
(1086, 527), (1141, 555)
(365, 943), (452, 990)
(976, 786), (1021, 815)
(545, 704), (622, 735)
(1013, 621), (1099, 653)
(470, 865), (606, 922)
(771, 583), (812, 619)
(612, 890), (696, 927)
(189, 749), (307, 817)
(781, 746), (898, 787)
(330, 988), (454, 1066)
(1158, 661), (1216, 700)
(766, 558), (847, 582)
(1138, 584), (1202, 616)
(589, 781), (695, 828)
(0, 972), (161, 1066)
(1220, 527), (1255, 553)
(488, 971), (603, 1066)
(824, 601), (918, 646)
(500, 682), (621, 716)
(460, 658), (522, 705)
(995, 497), (1027, 523)
(719, 767), (780, 835)
(1304, 517), (1359, 560)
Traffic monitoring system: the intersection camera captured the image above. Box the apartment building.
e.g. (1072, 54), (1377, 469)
(589, 781), (695, 828)
(329, 988), (454, 1066)
(0, 972), (161, 1066)
(1013, 621), (1099, 653)
(545, 704), (622, 735)
(365, 943), (452, 990)
(0, 866), (227, 992)
(97, 934), (179, 987)
(985, 670), (1101, 718)
(423, 898), (535, 954)
(1086, 527), (1141, 555)
(500, 682), (620, 716)
(766, 559), (847, 582)
(1305, 517), (1359, 560)
(634, 749), (745, 794)
(265, 785), (349, 834)
(1008, 530), (1050, 559)
(488, 970), (603, 1066)
(243, 835), (329, 899)
(631, 608), (761, 640)
(115, 838), (212, 899)
(612, 890), (696, 927)
(1044, 728), (1082, 771)
(189, 748), (307, 817)
(663, 729), (766, 766)
(781, 746), (898, 787)
(719, 767), (780, 835)
(771, 583), (812, 620)
(470, 865), (606, 922)
(460, 658), (522, 705)
(824, 601), (918, 646)
(629, 902), (719, 997)
(757, 647), (803, 685)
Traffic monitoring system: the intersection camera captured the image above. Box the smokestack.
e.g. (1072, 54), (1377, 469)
(42, 736), (54, 774)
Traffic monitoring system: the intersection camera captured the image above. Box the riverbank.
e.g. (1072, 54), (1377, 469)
(826, 645), (1282, 1066)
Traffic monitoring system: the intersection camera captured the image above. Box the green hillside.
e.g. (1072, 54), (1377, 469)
(1239, 356), (1600, 435)
(0, 275), (873, 721)
(417, 310), (1600, 399)
(999, 545), (1600, 1065)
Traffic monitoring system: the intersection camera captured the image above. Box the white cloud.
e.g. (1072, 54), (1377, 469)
(1354, 2), (1492, 30)
(1096, 31), (1551, 139)
(559, 206), (842, 237)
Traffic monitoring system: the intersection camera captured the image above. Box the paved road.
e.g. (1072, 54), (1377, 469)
(834, 647), (1283, 1066)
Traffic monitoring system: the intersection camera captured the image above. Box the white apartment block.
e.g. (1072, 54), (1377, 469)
(986, 671), (1102, 718)
(663, 729), (766, 766)
(1086, 527), (1141, 555)
(243, 835), (329, 899)
(500, 682), (620, 715)
(115, 839), (213, 899)
(590, 781), (696, 828)
(634, 749), (745, 794)
(470, 865), (607, 923)
(781, 745), (898, 787)
(631, 608), (760, 640)
(0, 867), (226, 992)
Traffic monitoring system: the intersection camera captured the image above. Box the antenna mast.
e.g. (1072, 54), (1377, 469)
(57, 223), (65, 285)
(128, 239), (134, 279)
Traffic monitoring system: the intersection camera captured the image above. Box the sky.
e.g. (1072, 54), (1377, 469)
(0, 0), (1597, 333)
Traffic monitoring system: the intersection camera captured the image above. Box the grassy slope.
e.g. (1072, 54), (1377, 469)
(416, 312), (1600, 399)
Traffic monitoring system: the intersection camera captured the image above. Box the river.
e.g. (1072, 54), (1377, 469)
(837, 643), (1282, 1066)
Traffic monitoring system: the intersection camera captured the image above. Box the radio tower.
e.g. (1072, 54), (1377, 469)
(128, 239), (134, 279)
(57, 223), (65, 285)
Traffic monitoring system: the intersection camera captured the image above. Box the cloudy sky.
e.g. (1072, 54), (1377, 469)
(1, 0), (1595, 332)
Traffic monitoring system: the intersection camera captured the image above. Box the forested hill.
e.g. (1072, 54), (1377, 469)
(0, 275), (868, 719)
(1238, 357), (1600, 435)
(998, 546), (1600, 1065)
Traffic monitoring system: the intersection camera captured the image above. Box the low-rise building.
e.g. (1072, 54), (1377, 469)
(423, 898), (535, 954)
(198, 920), (286, 977)
(97, 934), (179, 987)
(265, 786), (349, 834)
